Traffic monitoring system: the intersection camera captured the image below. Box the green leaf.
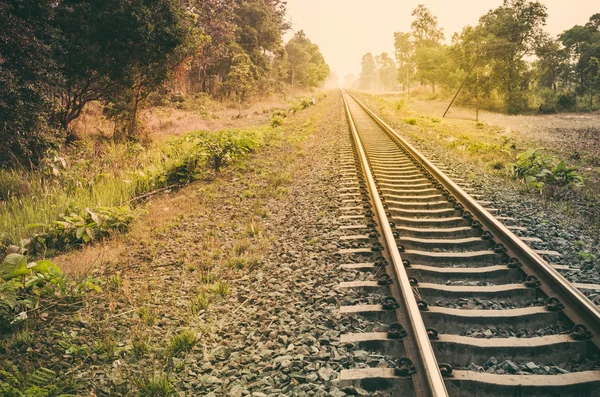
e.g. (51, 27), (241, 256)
(87, 208), (102, 226)
(1, 253), (31, 279)
(29, 260), (62, 276)
(76, 226), (85, 240)
(26, 223), (47, 230)
(85, 227), (95, 241)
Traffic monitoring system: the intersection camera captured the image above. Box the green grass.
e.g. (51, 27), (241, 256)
(0, 126), (270, 254)
(167, 330), (197, 355)
(135, 373), (173, 397)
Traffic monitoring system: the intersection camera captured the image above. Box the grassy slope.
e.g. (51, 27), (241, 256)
(0, 91), (336, 395)
(0, 93), (316, 253)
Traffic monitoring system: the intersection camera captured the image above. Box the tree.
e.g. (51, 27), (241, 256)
(0, 0), (62, 167)
(375, 53), (397, 91)
(476, 0), (548, 113)
(584, 57), (600, 107)
(226, 53), (255, 117)
(411, 5), (444, 48)
(234, 0), (289, 81)
(535, 36), (568, 91)
(560, 14), (600, 99)
(394, 32), (414, 92)
(54, 0), (194, 132)
(360, 53), (376, 90)
(414, 46), (449, 93)
(343, 74), (357, 88)
(284, 31), (329, 90)
(188, 0), (237, 94)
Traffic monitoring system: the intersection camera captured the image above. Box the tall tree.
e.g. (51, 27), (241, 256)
(285, 31), (330, 90)
(359, 53), (376, 90)
(188, 0), (237, 94)
(410, 5), (444, 48)
(535, 36), (568, 91)
(476, 0), (548, 113)
(226, 53), (255, 117)
(54, 0), (194, 131)
(0, 0), (62, 167)
(394, 32), (414, 92)
(560, 14), (600, 99)
(375, 53), (397, 91)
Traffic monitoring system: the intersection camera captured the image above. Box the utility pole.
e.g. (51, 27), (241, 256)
(443, 52), (479, 118)
(475, 44), (479, 121)
(406, 67), (410, 99)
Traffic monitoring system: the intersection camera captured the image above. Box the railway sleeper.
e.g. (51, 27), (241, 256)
(341, 332), (591, 368)
(337, 367), (600, 397)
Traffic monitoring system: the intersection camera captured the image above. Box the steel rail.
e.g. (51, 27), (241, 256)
(346, 90), (600, 348)
(342, 91), (449, 397)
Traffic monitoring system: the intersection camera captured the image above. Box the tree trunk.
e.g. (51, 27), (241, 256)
(238, 92), (242, 118)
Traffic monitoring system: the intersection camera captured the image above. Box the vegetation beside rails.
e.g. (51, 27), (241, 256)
(355, 93), (598, 223)
(0, 90), (330, 396)
(0, 95), (322, 260)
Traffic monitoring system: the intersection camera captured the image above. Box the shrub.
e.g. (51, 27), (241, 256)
(395, 99), (405, 111)
(557, 93), (577, 111)
(403, 118), (417, 125)
(508, 149), (583, 192)
(270, 115), (284, 128)
(0, 170), (32, 201)
(27, 206), (136, 255)
(0, 254), (99, 331)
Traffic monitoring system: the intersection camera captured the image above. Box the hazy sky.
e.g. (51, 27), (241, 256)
(284, 0), (599, 80)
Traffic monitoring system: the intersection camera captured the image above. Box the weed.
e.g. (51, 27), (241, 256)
(132, 334), (150, 358)
(267, 171), (292, 188)
(138, 306), (157, 326)
(245, 255), (261, 269)
(167, 330), (197, 355)
(109, 273), (123, 290)
(211, 281), (231, 297)
(575, 240), (586, 247)
(135, 373), (173, 397)
(245, 220), (264, 238)
(232, 239), (251, 256)
(270, 115), (285, 128)
(395, 99), (405, 111)
(490, 160), (505, 170)
(227, 256), (247, 269)
(577, 252), (597, 261)
(403, 118), (417, 125)
(275, 186), (288, 196)
(94, 335), (117, 359)
(508, 149), (583, 192)
(9, 329), (36, 351)
(475, 121), (485, 128)
(199, 271), (218, 285)
(191, 291), (211, 314)
(241, 189), (256, 199)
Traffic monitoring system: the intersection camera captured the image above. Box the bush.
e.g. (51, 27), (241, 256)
(0, 254), (99, 331)
(395, 99), (405, 111)
(403, 118), (417, 125)
(270, 115), (284, 128)
(0, 171), (32, 201)
(539, 89), (558, 114)
(557, 93), (577, 111)
(27, 205), (136, 255)
(508, 149), (583, 192)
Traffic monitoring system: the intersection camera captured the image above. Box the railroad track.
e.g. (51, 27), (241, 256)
(335, 90), (600, 397)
